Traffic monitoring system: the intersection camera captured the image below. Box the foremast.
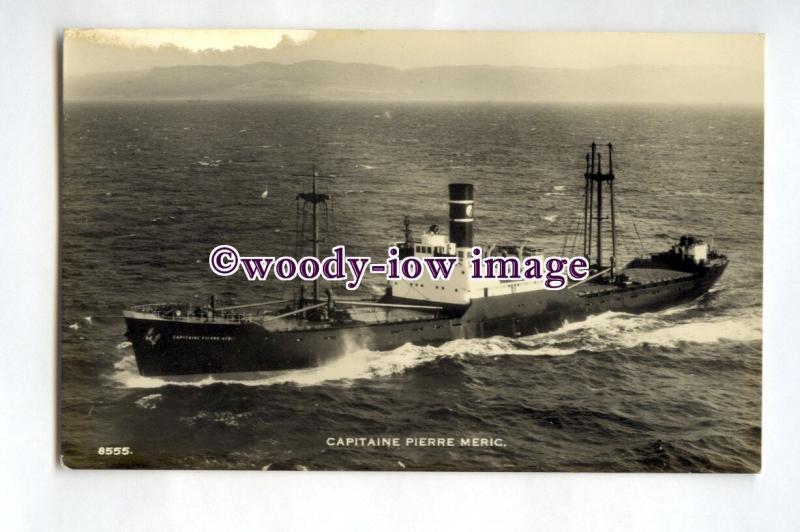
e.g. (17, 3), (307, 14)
(293, 164), (331, 302)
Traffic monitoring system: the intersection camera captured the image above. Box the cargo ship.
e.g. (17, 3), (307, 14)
(123, 143), (728, 376)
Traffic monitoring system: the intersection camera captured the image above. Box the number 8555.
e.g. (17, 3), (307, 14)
(97, 446), (131, 456)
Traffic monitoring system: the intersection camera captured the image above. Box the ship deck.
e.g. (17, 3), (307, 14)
(575, 268), (694, 296)
(124, 300), (447, 331)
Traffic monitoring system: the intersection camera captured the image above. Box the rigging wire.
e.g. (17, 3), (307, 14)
(569, 219), (582, 255)
(633, 223), (647, 256)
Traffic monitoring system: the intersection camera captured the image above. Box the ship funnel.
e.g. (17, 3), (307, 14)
(448, 183), (474, 248)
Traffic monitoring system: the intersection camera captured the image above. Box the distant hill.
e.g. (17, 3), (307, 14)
(64, 60), (762, 104)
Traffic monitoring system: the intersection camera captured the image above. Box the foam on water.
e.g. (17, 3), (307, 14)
(134, 393), (163, 409)
(518, 309), (762, 351)
(632, 317), (761, 346)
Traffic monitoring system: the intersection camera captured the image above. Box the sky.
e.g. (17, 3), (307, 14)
(70, 29), (315, 53)
(64, 29), (763, 76)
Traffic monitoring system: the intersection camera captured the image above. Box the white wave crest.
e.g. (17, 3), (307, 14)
(631, 318), (762, 347)
(519, 310), (762, 351)
(135, 393), (163, 410)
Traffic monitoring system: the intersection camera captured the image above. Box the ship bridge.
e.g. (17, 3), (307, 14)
(388, 183), (547, 306)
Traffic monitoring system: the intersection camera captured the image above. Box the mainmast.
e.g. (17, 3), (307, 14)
(582, 143), (618, 277)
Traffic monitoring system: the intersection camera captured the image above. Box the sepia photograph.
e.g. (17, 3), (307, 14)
(60, 29), (763, 471)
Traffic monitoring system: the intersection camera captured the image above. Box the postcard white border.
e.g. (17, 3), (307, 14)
(0, 0), (796, 530)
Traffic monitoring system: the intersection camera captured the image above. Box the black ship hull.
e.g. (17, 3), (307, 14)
(124, 261), (727, 376)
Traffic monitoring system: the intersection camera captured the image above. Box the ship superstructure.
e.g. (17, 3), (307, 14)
(390, 191), (547, 307)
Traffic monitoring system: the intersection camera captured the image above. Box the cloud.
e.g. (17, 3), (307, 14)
(65, 29), (315, 52)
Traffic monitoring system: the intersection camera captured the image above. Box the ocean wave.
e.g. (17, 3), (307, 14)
(508, 309), (762, 352)
(134, 393), (163, 410)
(180, 410), (252, 428)
(630, 318), (761, 347)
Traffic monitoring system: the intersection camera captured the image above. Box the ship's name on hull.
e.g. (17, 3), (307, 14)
(172, 335), (234, 342)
